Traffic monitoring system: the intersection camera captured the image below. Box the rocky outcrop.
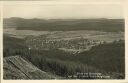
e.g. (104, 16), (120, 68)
(3, 56), (56, 79)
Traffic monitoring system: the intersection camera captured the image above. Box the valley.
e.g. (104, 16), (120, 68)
(3, 18), (125, 79)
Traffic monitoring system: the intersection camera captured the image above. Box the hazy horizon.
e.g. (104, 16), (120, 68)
(4, 17), (124, 19)
(3, 3), (124, 19)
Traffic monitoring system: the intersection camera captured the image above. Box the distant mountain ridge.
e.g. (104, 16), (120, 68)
(4, 17), (125, 32)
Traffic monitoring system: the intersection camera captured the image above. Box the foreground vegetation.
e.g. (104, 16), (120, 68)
(3, 35), (125, 79)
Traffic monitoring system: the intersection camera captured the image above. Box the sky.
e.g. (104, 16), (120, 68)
(3, 1), (124, 19)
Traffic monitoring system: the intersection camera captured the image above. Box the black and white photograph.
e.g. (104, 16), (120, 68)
(2, 1), (125, 80)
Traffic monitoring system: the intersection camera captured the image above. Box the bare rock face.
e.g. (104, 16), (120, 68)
(3, 56), (56, 79)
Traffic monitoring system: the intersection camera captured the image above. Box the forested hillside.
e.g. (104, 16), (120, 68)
(3, 35), (125, 79)
(4, 17), (124, 32)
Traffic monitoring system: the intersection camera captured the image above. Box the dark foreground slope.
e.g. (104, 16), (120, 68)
(3, 56), (57, 79)
(77, 40), (125, 77)
(3, 35), (125, 79)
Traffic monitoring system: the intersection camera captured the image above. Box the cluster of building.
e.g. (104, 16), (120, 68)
(25, 35), (99, 51)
